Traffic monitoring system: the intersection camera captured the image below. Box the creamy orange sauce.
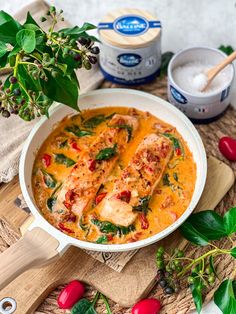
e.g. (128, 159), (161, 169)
(32, 107), (196, 244)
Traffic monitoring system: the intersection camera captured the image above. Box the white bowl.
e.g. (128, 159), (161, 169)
(19, 88), (207, 252)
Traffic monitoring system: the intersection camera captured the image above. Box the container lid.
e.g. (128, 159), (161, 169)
(98, 8), (161, 48)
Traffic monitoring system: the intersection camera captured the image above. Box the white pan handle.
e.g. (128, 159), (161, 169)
(0, 228), (59, 290)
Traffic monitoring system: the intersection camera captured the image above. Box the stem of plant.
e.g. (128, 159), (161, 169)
(92, 291), (100, 307)
(10, 53), (20, 92)
(100, 294), (112, 314)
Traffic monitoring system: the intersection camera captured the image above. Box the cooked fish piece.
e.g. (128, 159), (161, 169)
(53, 114), (139, 222)
(99, 134), (173, 227)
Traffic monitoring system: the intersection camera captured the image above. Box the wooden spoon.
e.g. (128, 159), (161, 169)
(202, 50), (236, 91)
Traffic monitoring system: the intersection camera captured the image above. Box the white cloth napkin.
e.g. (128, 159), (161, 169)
(0, 0), (104, 183)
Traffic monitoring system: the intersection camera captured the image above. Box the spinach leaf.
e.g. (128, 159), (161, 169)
(163, 173), (171, 186)
(54, 153), (75, 167)
(59, 139), (68, 148)
(214, 279), (236, 314)
(180, 221), (209, 246)
(79, 215), (89, 231)
(65, 124), (93, 137)
(173, 172), (178, 182)
(223, 207), (236, 236)
(218, 45), (234, 56)
(16, 29), (36, 53)
(96, 144), (117, 161)
(41, 170), (57, 188)
(108, 124), (133, 142)
(71, 298), (97, 314)
(91, 219), (135, 237)
(133, 196), (151, 215)
(190, 277), (204, 314)
(96, 235), (108, 244)
(47, 196), (56, 211)
(83, 114), (106, 128)
(186, 210), (226, 240)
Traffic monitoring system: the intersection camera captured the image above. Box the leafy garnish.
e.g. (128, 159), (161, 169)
(163, 173), (171, 186)
(65, 124), (93, 137)
(95, 144), (117, 161)
(47, 196), (56, 211)
(41, 169), (57, 188)
(79, 215), (89, 231)
(96, 235), (108, 244)
(132, 196), (151, 216)
(108, 124), (133, 142)
(83, 114), (106, 128)
(91, 218), (135, 237)
(173, 172), (178, 182)
(162, 133), (184, 156)
(54, 153), (75, 167)
(218, 45), (234, 56)
(59, 139), (68, 148)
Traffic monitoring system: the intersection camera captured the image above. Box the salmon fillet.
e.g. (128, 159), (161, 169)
(53, 114), (139, 222)
(98, 134), (173, 226)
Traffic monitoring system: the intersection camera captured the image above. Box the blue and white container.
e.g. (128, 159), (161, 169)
(98, 9), (162, 85)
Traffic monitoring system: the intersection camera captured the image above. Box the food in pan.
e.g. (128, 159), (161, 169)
(32, 107), (196, 244)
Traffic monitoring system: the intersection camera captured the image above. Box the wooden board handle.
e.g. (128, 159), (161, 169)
(0, 228), (59, 290)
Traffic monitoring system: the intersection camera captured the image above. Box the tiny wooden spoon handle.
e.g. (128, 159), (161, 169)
(0, 228), (59, 290)
(208, 50), (236, 78)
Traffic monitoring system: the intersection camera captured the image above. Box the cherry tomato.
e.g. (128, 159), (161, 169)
(95, 192), (107, 205)
(116, 190), (131, 203)
(42, 153), (51, 167)
(219, 136), (236, 161)
(57, 280), (85, 309)
(132, 298), (161, 314)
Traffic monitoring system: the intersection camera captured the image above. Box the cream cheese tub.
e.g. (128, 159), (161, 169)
(98, 9), (162, 85)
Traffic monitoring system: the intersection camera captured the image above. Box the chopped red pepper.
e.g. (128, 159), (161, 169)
(42, 153), (51, 167)
(58, 223), (74, 233)
(70, 140), (81, 152)
(139, 213), (149, 230)
(95, 192), (107, 205)
(116, 190), (131, 203)
(107, 234), (114, 241)
(175, 148), (181, 156)
(88, 159), (96, 172)
(65, 213), (77, 223)
(63, 190), (76, 209)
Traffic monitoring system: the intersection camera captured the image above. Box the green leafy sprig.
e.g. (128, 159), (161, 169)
(155, 207), (236, 314)
(0, 7), (99, 120)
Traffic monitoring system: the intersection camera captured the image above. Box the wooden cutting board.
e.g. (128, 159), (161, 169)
(0, 156), (234, 314)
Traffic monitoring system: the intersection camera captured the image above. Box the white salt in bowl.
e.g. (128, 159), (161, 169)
(167, 46), (235, 122)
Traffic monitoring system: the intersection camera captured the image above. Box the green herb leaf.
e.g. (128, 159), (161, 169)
(71, 298), (97, 314)
(214, 279), (236, 314)
(223, 207), (236, 236)
(218, 45), (234, 56)
(83, 114), (106, 128)
(59, 139), (68, 148)
(65, 124), (93, 137)
(41, 70), (79, 111)
(47, 196), (56, 211)
(230, 247), (236, 259)
(79, 215), (89, 231)
(91, 219), (135, 236)
(132, 196), (151, 215)
(173, 172), (178, 182)
(54, 153), (76, 167)
(163, 173), (171, 186)
(96, 144), (117, 161)
(180, 221), (209, 246)
(96, 235), (108, 244)
(16, 29), (36, 53)
(41, 170), (57, 188)
(162, 133), (183, 155)
(108, 124), (133, 142)
(0, 10), (22, 44)
(0, 41), (7, 58)
(190, 277), (204, 314)
(186, 210), (226, 240)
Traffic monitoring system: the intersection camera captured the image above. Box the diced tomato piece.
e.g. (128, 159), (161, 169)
(70, 140), (81, 152)
(116, 190), (131, 203)
(88, 159), (96, 172)
(63, 190), (76, 209)
(139, 213), (149, 229)
(42, 153), (51, 167)
(58, 223), (74, 233)
(175, 147), (181, 156)
(95, 192), (107, 205)
(107, 234), (113, 241)
(65, 213), (77, 223)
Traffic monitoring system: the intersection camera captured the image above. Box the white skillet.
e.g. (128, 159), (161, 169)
(0, 88), (207, 290)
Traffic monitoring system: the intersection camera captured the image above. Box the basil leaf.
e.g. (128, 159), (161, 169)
(0, 41), (7, 58)
(162, 133), (183, 155)
(218, 45), (234, 56)
(83, 114), (106, 128)
(96, 235), (108, 244)
(230, 247), (236, 259)
(41, 70), (79, 111)
(41, 170), (57, 189)
(54, 153), (75, 167)
(214, 279), (236, 314)
(0, 10), (22, 44)
(16, 29), (36, 53)
(187, 210), (226, 240)
(163, 173), (171, 186)
(47, 196), (56, 212)
(72, 298), (97, 314)
(91, 219), (135, 236)
(190, 277), (204, 314)
(79, 215), (89, 231)
(108, 124), (133, 142)
(65, 124), (93, 137)
(180, 222), (209, 246)
(96, 144), (117, 161)
(133, 196), (151, 215)
(223, 207), (236, 236)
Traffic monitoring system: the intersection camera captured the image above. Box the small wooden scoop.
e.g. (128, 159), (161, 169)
(202, 50), (236, 91)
